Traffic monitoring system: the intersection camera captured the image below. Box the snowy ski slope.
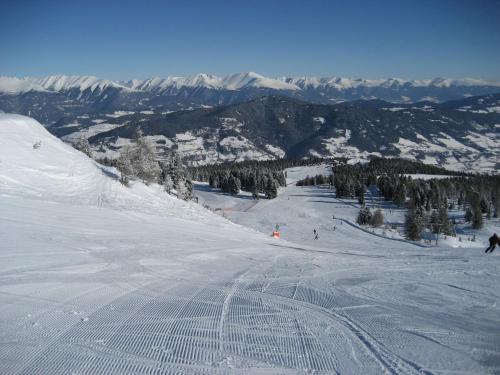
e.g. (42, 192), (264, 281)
(1, 114), (499, 374)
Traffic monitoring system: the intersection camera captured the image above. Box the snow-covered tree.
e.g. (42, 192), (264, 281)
(116, 129), (161, 185)
(163, 174), (174, 193)
(131, 129), (161, 184)
(73, 135), (92, 158)
(370, 208), (384, 227)
(160, 151), (193, 200)
(117, 145), (135, 185)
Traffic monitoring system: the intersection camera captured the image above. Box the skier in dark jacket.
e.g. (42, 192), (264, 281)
(485, 233), (499, 253)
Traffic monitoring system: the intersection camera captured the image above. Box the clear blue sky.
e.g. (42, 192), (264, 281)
(1, 0), (499, 80)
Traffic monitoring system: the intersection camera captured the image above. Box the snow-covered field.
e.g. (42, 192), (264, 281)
(1, 114), (500, 374)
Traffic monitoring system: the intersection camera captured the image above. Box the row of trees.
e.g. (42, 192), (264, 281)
(189, 157), (335, 182)
(187, 158), (333, 199)
(356, 207), (384, 227)
(331, 158), (498, 241)
(296, 174), (333, 186)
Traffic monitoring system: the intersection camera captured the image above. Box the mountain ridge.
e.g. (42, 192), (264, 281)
(73, 94), (499, 172)
(2, 73), (500, 96)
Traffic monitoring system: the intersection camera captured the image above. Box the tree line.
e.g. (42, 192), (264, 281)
(293, 158), (498, 240)
(188, 158), (335, 199)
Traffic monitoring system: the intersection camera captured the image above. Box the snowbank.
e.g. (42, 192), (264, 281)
(0, 113), (218, 223)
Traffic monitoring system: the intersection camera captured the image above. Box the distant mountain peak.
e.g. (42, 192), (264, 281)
(2, 73), (500, 96)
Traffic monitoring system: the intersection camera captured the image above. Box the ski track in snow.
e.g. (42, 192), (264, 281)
(2, 190), (500, 374)
(1, 116), (499, 374)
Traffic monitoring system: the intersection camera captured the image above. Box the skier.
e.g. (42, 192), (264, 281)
(485, 233), (499, 253)
(313, 229), (319, 240)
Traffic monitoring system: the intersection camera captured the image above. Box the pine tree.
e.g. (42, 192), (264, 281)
(430, 210), (440, 234)
(160, 151), (193, 200)
(357, 206), (372, 225)
(73, 135), (92, 158)
(131, 129), (161, 184)
(209, 175), (219, 188)
(116, 145), (134, 185)
(265, 178), (278, 199)
(229, 175), (241, 195)
(464, 207), (473, 222)
(116, 129), (173, 187)
(438, 205), (451, 235)
(175, 180), (193, 200)
(163, 174), (174, 193)
(469, 192), (483, 229)
(356, 185), (365, 205)
(405, 207), (425, 241)
(472, 205), (483, 229)
(393, 183), (406, 207)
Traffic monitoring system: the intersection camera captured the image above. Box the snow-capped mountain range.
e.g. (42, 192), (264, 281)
(1, 73), (499, 173)
(0, 75), (129, 94)
(121, 72), (300, 92)
(2, 72), (500, 125)
(2, 72), (500, 95)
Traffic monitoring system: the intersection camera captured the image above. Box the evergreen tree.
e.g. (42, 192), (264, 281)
(430, 210), (440, 234)
(393, 184), (406, 207)
(464, 207), (473, 222)
(160, 151), (193, 200)
(472, 205), (483, 229)
(163, 174), (173, 194)
(357, 206), (372, 225)
(130, 129), (161, 184)
(265, 178), (278, 199)
(469, 191), (483, 229)
(405, 207), (425, 241)
(209, 175), (219, 188)
(438, 205), (451, 235)
(356, 185), (366, 205)
(116, 145), (134, 185)
(73, 135), (92, 158)
(229, 175), (241, 195)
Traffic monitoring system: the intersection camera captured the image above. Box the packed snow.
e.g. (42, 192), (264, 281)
(1, 115), (499, 374)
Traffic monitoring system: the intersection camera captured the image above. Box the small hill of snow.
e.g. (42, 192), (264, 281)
(0, 114), (215, 222)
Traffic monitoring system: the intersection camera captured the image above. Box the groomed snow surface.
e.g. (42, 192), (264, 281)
(1, 114), (499, 374)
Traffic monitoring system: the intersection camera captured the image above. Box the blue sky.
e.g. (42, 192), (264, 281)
(1, 0), (499, 80)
